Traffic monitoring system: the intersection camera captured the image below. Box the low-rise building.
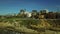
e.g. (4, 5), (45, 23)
(40, 9), (49, 14)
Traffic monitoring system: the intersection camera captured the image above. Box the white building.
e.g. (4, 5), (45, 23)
(25, 12), (32, 17)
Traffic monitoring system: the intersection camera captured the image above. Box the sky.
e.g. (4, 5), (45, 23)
(0, 0), (60, 15)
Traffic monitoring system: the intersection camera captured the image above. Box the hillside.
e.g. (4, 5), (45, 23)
(0, 18), (60, 34)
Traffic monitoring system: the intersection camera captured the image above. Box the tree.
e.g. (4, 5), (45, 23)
(17, 9), (27, 18)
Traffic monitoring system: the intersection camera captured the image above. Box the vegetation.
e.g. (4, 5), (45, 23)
(0, 18), (60, 34)
(0, 9), (60, 34)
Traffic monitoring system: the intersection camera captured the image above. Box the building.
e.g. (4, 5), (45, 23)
(40, 9), (49, 14)
(24, 12), (32, 17)
(31, 10), (37, 18)
(38, 9), (49, 19)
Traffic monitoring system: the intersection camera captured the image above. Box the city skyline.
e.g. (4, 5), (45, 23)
(0, 0), (60, 15)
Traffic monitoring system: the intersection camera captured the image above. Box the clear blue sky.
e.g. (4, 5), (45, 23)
(0, 0), (60, 15)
